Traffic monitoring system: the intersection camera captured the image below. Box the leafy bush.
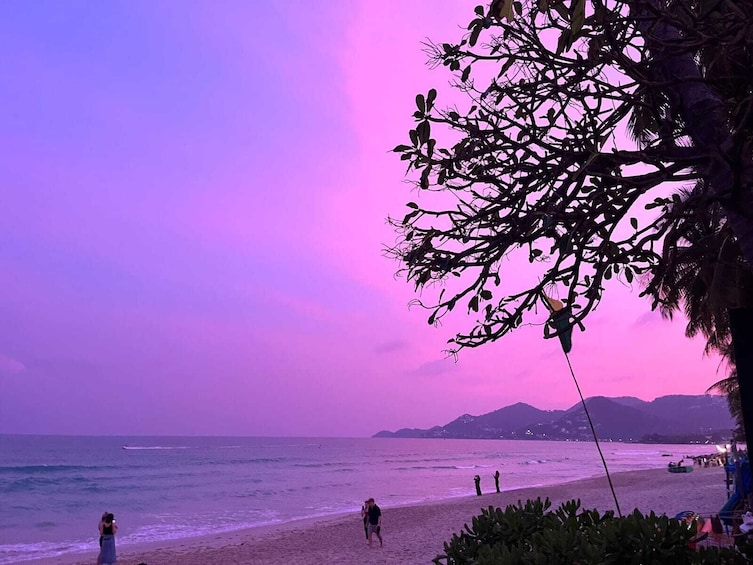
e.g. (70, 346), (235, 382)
(434, 498), (752, 564)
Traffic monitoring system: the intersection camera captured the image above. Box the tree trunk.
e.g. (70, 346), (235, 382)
(729, 309), (753, 486)
(634, 0), (753, 267)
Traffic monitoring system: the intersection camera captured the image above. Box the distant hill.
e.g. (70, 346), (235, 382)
(439, 403), (565, 439)
(373, 395), (734, 443)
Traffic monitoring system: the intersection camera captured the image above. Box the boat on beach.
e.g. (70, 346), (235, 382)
(668, 464), (693, 473)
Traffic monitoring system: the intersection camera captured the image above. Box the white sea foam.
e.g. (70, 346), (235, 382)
(121, 445), (192, 450)
(0, 540), (90, 565)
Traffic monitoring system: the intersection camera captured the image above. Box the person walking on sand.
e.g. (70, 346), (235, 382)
(98, 512), (117, 565)
(474, 474), (482, 496)
(360, 500), (369, 541)
(365, 498), (383, 548)
(494, 470), (500, 493)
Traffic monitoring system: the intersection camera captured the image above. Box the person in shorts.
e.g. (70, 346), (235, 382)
(365, 497), (383, 548)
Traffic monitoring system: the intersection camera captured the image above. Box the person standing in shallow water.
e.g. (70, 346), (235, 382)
(474, 475), (482, 496)
(365, 498), (383, 548)
(98, 512), (117, 565)
(494, 470), (500, 493)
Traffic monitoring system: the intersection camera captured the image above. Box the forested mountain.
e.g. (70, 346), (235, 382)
(374, 395), (733, 443)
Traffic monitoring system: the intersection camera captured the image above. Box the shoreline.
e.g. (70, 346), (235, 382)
(26, 466), (731, 565)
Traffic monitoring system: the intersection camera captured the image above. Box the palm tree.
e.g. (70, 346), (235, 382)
(632, 0), (753, 439)
(707, 371), (744, 441)
(643, 182), (753, 437)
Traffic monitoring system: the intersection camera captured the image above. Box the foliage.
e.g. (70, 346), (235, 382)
(388, 0), (753, 354)
(643, 183), (753, 434)
(708, 372), (745, 440)
(434, 498), (750, 564)
(645, 186), (753, 353)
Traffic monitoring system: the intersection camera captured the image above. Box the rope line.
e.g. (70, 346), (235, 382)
(564, 351), (623, 518)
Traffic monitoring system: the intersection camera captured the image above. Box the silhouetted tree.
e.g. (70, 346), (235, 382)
(643, 184), (753, 435)
(708, 372), (744, 440)
(388, 0), (753, 356)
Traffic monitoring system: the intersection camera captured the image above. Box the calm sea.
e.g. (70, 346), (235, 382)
(0, 435), (717, 563)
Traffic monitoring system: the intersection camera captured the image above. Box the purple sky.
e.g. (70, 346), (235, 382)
(0, 1), (724, 437)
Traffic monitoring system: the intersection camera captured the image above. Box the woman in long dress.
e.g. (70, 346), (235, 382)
(98, 513), (117, 565)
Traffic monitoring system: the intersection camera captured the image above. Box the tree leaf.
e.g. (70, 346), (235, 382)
(551, 1), (569, 19)
(497, 56), (516, 78)
(416, 94), (426, 114)
(556, 28), (571, 54)
(469, 23), (482, 47)
(490, 0), (514, 21)
(571, 0), (586, 36)
(427, 88), (437, 110)
(417, 121), (431, 144)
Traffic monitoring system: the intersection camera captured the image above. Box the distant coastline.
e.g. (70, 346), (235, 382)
(374, 394), (734, 444)
(373, 434), (729, 444)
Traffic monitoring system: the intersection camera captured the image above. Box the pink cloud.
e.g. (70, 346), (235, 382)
(0, 354), (25, 375)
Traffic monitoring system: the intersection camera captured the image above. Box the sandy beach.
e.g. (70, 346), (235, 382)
(29, 466), (733, 565)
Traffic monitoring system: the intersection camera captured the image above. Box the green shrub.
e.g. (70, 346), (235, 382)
(434, 498), (751, 564)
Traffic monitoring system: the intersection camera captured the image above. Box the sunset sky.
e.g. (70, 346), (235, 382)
(0, 1), (723, 437)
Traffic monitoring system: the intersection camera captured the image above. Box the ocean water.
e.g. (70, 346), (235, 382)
(0, 435), (717, 563)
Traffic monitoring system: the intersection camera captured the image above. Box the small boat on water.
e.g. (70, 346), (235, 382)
(668, 464), (693, 473)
